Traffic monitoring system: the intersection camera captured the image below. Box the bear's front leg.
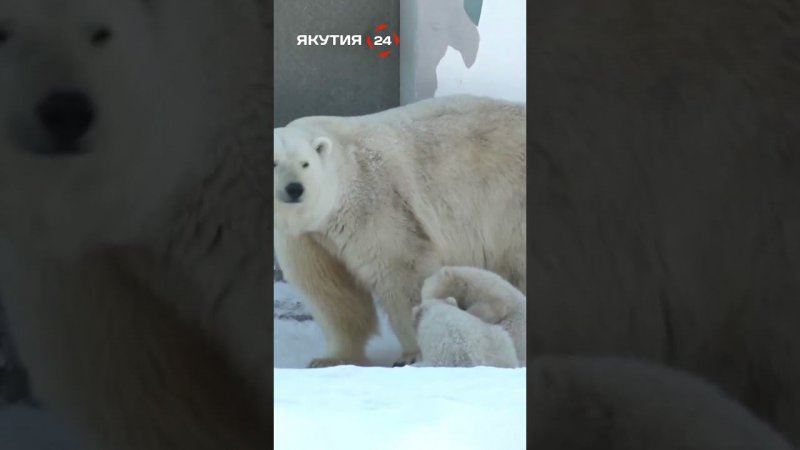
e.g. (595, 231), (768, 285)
(274, 231), (378, 368)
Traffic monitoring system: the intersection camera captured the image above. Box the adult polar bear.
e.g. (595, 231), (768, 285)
(0, 1), (272, 449)
(274, 95), (526, 367)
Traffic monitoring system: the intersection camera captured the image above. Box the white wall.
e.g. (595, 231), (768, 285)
(400, 0), (526, 105)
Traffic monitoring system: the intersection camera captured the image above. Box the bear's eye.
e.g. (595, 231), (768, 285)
(273, 161), (277, 168)
(302, 162), (309, 168)
(0, 28), (10, 45)
(90, 27), (113, 46)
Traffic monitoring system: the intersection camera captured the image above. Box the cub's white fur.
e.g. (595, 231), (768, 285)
(422, 266), (526, 365)
(412, 297), (519, 368)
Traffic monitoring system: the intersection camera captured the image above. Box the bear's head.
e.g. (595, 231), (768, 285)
(0, 0), (267, 256)
(273, 124), (349, 235)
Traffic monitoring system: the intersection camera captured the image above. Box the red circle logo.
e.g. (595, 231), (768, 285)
(366, 23), (400, 58)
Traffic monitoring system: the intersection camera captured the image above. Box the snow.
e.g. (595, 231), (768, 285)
(274, 366), (526, 450)
(273, 281), (527, 450)
(434, 0), (527, 103)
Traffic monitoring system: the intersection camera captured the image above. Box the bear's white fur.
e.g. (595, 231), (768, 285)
(421, 266), (526, 365)
(0, 1), (272, 449)
(273, 94), (526, 367)
(528, 356), (794, 449)
(412, 297), (519, 368)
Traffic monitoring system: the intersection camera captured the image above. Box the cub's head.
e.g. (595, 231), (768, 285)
(412, 296), (458, 331)
(273, 124), (346, 234)
(0, 0), (267, 255)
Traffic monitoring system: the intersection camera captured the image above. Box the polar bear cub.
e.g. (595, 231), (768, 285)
(422, 266), (526, 365)
(412, 296), (519, 368)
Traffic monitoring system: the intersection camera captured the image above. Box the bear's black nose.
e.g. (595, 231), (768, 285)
(285, 182), (304, 201)
(36, 91), (95, 148)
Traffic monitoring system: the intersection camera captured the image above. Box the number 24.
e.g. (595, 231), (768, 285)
(373, 35), (392, 46)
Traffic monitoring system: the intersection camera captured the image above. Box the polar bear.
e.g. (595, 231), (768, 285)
(0, 1), (272, 449)
(528, 356), (794, 449)
(421, 266), (526, 365)
(273, 94), (526, 368)
(411, 297), (519, 368)
(530, 0), (800, 444)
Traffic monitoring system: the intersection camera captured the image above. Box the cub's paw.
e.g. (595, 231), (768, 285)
(392, 352), (419, 367)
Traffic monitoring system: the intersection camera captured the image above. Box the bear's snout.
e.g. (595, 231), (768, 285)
(34, 90), (95, 155)
(284, 182), (304, 202)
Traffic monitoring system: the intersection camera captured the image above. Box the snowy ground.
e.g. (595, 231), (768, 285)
(275, 366), (526, 450)
(0, 282), (526, 449)
(273, 281), (527, 450)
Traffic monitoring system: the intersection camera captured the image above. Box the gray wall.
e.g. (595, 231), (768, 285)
(274, 0), (400, 126)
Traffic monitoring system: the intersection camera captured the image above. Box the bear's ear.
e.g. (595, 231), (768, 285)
(312, 137), (333, 157)
(443, 296), (458, 306)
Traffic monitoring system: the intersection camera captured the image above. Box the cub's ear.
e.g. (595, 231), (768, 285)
(439, 267), (454, 279)
(443, 296), (458, 306)
(312, 137), (332, 156)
